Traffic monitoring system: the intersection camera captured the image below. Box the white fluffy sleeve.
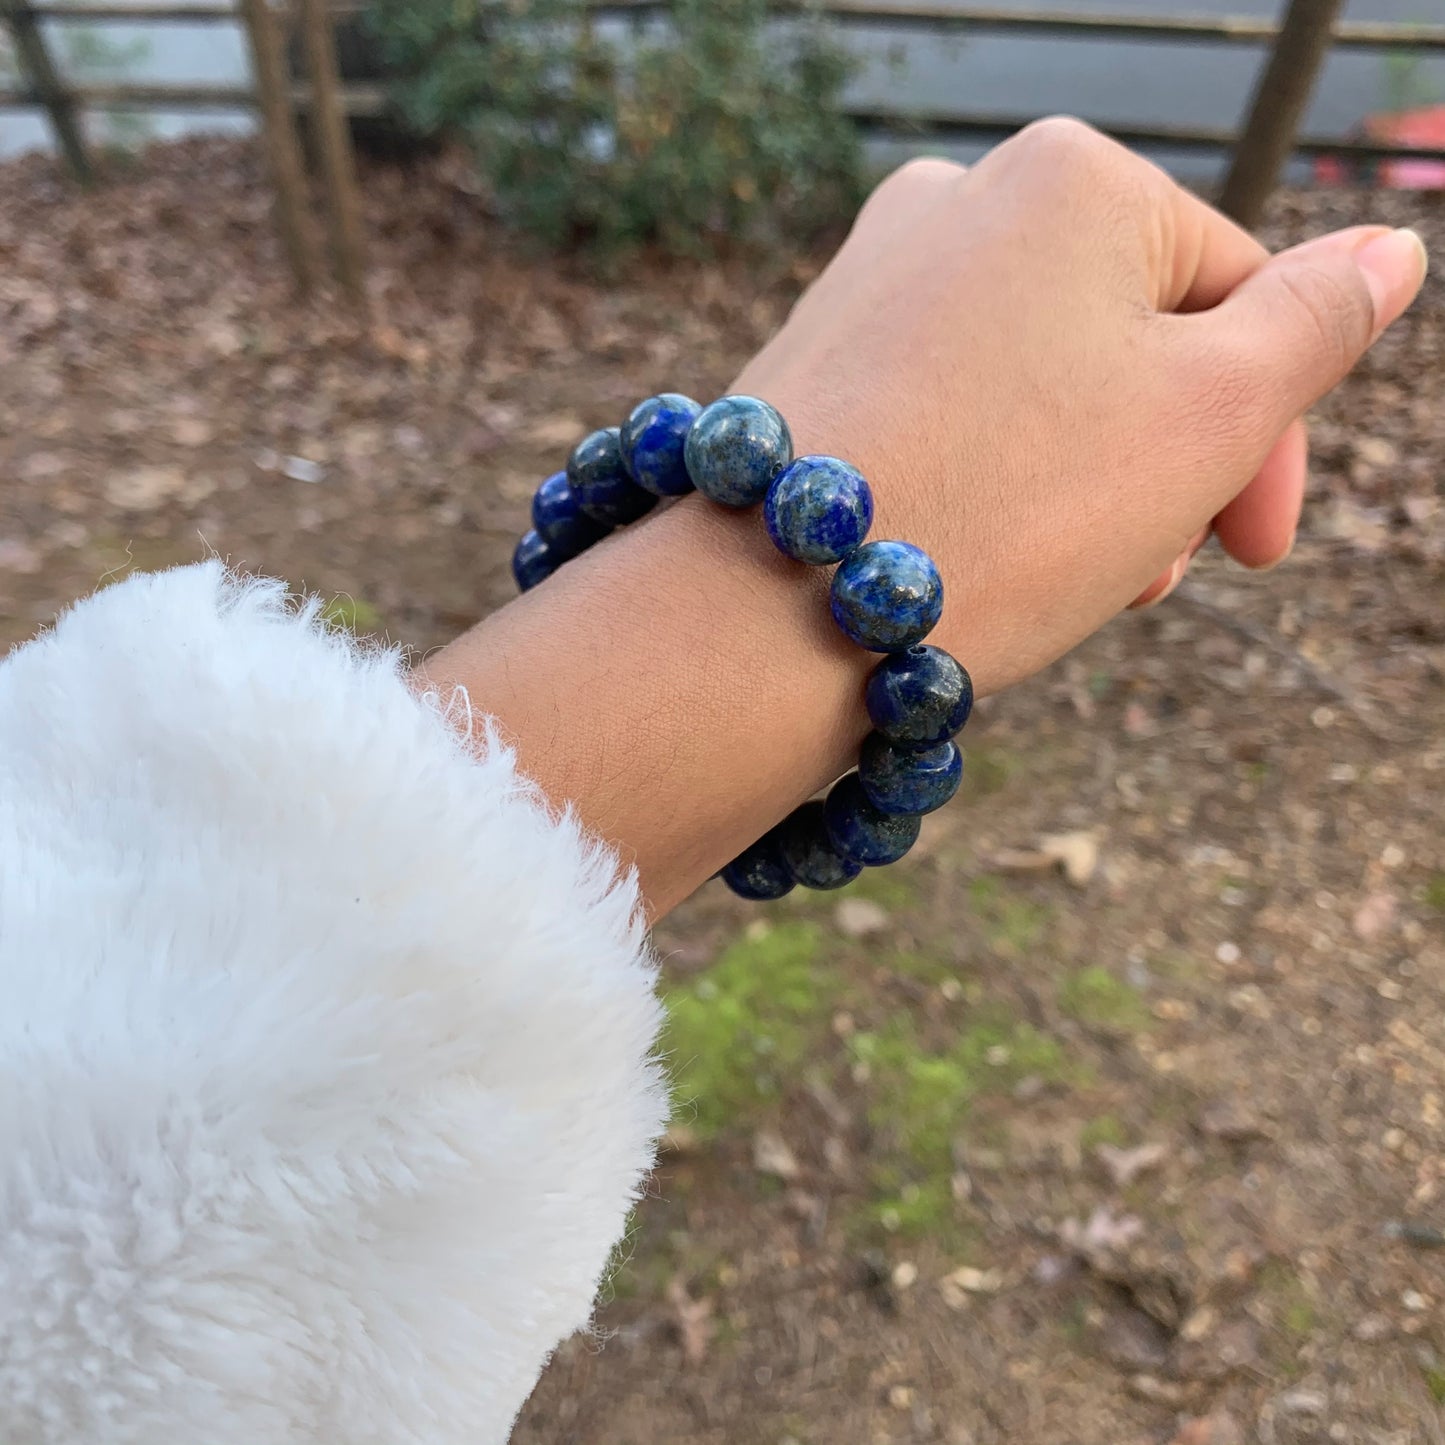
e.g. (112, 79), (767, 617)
(0, 563), (669, 1445)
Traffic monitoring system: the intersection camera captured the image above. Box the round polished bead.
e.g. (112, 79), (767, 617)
(621, 393), (703, 496)
(779, 800), (863, 890)
(720, 827), (796, 901)
(683, 395), (793, 508)
(532, 469), (610, 559)
(824, 773), (921, 867)
(512, 528), (557, 592)
(567, 427), (659, 526)
(764, 455), (874, 565)
(865, 645), (974, 749)
(830, 540), (944, 652)
(858, 734), (962, 816)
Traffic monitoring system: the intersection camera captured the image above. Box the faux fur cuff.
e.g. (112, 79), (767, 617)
(0, 563), (668, 1444)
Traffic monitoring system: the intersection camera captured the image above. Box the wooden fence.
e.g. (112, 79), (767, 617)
(3, 0), (1445, 285)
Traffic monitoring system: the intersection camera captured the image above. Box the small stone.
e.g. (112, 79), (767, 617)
(1377, 978), (1405, 1001)
(1180, 1305), (1219, 1342)
(1352, 1312), (1392, 1342)
(1402, 1289), (1430, 1312)
(887, 1384), (915, 1410)
(1276, 1388), (1327, 1417)
(1382, 844), (1406, 868)
(1383, 1127), (1407, 1152)
(1170, 1413), (1244, 1445)
(1353, 890), (1398, 941)
(282, 455), (325, 484)
(890, 1261), (918, 1290)
(834, 896), (890, 938)
(1215, 941), (1242, 965)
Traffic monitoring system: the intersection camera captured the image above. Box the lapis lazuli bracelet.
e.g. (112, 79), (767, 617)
(513, 393), (973, 901)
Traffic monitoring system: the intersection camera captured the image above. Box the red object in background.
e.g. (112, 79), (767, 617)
(1314, 104), (1445, 189)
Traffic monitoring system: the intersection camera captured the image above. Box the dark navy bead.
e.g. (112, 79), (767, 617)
(512, 529), (557, 592)
(865, 645), (974, 749)
(531, 469), (610, 559)
(620, 393), (702, 496)
(858, 734), (962, 816)
(830, 540), (944, 652)
(764, 455), (874, 565)
(779, 801), (863, 890)
(720, 827), (795, 901)
(683, 395), (793, 508)
(824, 773), (921, 867)
(566, 427), (658, 526)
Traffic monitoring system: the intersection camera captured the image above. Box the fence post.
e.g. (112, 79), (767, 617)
(238, 0), (321, 294)
(297, 0), (367, 304)
(0, 0), (93, 185)
(1220, 0), (1344, 229)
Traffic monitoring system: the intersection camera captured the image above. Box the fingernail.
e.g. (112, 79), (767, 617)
(1354, 228), (1428, 335)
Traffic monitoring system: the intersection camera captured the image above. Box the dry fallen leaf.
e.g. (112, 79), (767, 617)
(992, 830), (1100, 887)
(752, 1128), (801, 1181)
(665, 1274), (714, 1366)
(1095, 1141), (1168, 1188)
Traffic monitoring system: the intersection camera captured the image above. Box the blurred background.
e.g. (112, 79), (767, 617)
(2, 2), (1444, 1441)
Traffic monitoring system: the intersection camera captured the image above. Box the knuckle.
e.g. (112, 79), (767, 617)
(1011, 115), (1109, 168)
(856, 155), (964, 223)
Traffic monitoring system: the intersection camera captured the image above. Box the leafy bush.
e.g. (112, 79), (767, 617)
(365, 0), (864, 254)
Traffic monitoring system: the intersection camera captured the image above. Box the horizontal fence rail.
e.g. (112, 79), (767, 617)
(4, 1), (1445, 185)
(17, 0), (1445, 49)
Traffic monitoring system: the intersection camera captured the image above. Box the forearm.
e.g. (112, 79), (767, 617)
(422, 485), (871, 918)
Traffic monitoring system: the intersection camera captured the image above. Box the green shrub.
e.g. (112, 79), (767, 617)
(365, 0), (864, 254)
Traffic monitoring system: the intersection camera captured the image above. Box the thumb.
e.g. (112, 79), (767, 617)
(1210, 225), (1427, 427)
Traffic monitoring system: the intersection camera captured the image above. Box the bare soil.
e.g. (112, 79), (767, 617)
(2, 139), (1443, 1445)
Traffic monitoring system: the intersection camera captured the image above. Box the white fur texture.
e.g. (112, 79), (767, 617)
(0, 563), (668, 1444)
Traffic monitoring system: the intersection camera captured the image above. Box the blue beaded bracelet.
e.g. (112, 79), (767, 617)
(512, 392), (974, 901)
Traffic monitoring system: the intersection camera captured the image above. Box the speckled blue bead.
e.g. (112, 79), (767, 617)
(620, 393), (702, 496)
(824, 773), (921, 867)
(683, 395), (793, 508)
(763, 455), (874, 565)
(830, 540), (944, 652)
(720, 827), (796, 901)
(779, 801), (863, 890)
(532, 469), (610, 559)
(865, 645), (974, 749)
(566, 427), (659, 526)
(512, 528), (557, 592)
(858, 734), (962, 816)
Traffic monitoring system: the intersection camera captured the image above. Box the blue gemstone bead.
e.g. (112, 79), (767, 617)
(720, 827), (796, 901)
(567, 427), (659, 526)
(764, 455), (874, 565)
(532, 469), (610, 559)
(512, 528), (557, 592)
(683, 395), (793, 509)
(779, 801), (863, 890)
(621, 393), (702, 496)
(865, 645), (974, 749)
(824, 773), (921, 867)
(858, 734), (962, 816)
(830, 540), (944, 652)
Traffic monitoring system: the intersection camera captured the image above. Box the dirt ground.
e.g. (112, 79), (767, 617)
(2, 139), (1444, 1445)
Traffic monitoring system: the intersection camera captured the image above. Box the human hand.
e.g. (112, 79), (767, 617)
(733, 118), (1426, 691)
(428, 121), (1426, 913)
